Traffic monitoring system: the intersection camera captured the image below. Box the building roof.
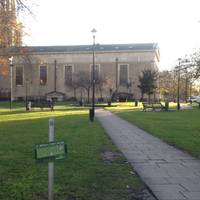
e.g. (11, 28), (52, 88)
(8, 43), (158, 54)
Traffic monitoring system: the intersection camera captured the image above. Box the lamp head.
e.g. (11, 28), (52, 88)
(9, 56), (13, 63)
(91, 28), (97, 35)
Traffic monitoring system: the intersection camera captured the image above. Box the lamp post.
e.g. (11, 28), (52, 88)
(177, 58), (181, 111)
(185, 68), (188, 103)
(9, 57), (13, 110)
(176, 58), (190, 110)
(90, 28), (97, 122)
(115, 57), (118, 92)
(25, 78), (28, 110)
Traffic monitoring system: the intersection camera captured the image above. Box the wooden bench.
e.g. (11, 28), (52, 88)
(142, 102), (165, 112)
(28, 100), (54, 111)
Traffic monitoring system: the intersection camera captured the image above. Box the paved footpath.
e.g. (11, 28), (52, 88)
(96, 109), (200, 200)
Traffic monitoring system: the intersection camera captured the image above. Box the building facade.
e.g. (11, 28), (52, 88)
(2, 43), (160, 101)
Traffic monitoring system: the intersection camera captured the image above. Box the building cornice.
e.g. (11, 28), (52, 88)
(0, 43), (159, 56)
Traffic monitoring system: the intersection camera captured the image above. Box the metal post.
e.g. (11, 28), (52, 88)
(92, 35), (95, 119)
(177, 59), (181, 110)
(54, 60), (57, 92)
(115, 57), (118, 92)
(91, 28), (97, 122)
(10, 64), (13, 110)
(25, 78), (28, 110)
(185, 69), (188, 103)
(48, 118), (55, 200)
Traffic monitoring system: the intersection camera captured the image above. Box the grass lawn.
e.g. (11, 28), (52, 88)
(0, 101), (143, 200)
(105, 101), (190, 112)
(114, 104), (200, 159)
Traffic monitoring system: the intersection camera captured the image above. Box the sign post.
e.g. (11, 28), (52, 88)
(35, 118), (67, 200)
(48, 118), (54, 200)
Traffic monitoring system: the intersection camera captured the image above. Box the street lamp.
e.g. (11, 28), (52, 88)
(9, 56), (13, 110)
(115, 57), (118, 93)
(177, 58), (181, 111)
(176, 58), (191, 110)
(90, 28), (97, 122)
(25, 78), (28, 110)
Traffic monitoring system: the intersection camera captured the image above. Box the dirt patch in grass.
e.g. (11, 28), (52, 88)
(101, 151), (157, 200)
(127, 188), (157, 200)
(100, 150), (123, 162)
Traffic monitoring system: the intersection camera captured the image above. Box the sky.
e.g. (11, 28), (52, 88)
(21, 0), (200, 71)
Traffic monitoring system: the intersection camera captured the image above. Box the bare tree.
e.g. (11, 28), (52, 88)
(0, 56), (9, 77)
(159, 70), (177, 101)
(15, 0), (35, 14)
(0, 0), (25, 48)
(0, 0), (35, 84)
(76, 71), (92, 103)
(65, 72), (80, 100)
(95, 75), (107, 101)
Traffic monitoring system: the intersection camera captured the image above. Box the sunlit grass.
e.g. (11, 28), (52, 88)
(105, 102), (143, 112)
(0, 101), (89, 122)
(0, 108), (88, 122)
(105, 101), (192, 112)
(117, 107), (200, 158)
(104, 101), (200, 158)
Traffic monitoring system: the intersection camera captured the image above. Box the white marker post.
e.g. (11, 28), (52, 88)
(48, 118), (55, 200)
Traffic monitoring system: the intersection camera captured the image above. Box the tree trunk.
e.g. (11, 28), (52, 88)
(153, 92), (156, 102)
(100, 88), (103, 99)
(148, 94), (151, 103)
(87, 88), (90, 104)
(73, 88), (76, 100)
(141, 92), (144, 101)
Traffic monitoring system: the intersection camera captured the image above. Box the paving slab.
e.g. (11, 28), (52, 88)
(96, 109), (200, 200)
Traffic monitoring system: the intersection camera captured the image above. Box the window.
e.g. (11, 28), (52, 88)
(16, 66), (23, 85)
(65, 65), (73, 85)
(40, 66), (47, 85)
(119, 64), (128, 85)
(91, 64), (100, 81)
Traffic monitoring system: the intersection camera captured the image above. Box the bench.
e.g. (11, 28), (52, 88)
(28, 100), (54, 111)
(142, 102), (165, 112)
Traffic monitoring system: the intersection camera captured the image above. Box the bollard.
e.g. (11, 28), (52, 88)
(79, 101), (83, 106)
(135, 100), (138, 107)
(48, 118), (55, 200)
(177, 103), (180, 111)
(89, 108), (94, 122)
(165, 102), (169, 111)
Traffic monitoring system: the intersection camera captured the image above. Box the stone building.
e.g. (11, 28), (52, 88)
(2, 43), (160, 101)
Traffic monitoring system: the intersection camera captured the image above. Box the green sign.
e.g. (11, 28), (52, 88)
(35, 141), (67, 161)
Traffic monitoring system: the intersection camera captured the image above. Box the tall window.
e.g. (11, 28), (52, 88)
(16, 66), (23, 85)
(40, 66), (47, 85)
(65, 65), (73, 85)
(91, 64), (100, 81)
(119, 64), (128, 85)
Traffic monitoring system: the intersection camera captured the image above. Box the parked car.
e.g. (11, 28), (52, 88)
(196, 96), (200, 103)
(188, 96), (197, 103)
(188, 96), (200, 103)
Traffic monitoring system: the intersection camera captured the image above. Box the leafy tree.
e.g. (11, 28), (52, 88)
(138, 69), (158, 102)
